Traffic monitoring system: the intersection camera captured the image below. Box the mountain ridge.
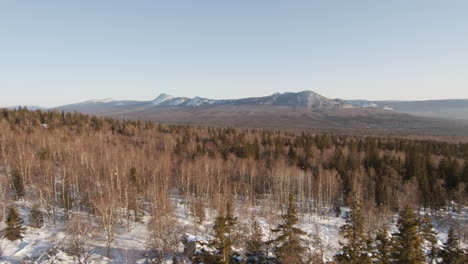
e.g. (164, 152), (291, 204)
(50, 91), (468, 137)
(55, 92), (468, 119)
(55, 90), (355, 112)
(346, 99), (468, 120)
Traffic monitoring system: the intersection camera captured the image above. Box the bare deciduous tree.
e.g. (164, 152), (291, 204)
(65, 214), (95, 264)
(95, 194), (119, 257)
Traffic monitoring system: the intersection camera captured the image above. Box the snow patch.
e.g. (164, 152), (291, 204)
(361, 102), (378, 108)
(84, 99), (115, 104)
(152, 93), (174, 105)
(186, 97), (215, 106)
(166, 98), (189, 106)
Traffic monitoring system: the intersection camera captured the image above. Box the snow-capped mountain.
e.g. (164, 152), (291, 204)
(151, 93), (174, 105)
(51, 91), (468, 136)
(9, 93), (468, 122)
(56, 91), (354, 110)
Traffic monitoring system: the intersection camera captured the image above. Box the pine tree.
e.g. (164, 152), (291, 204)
(445, 159), (461, 191)
(461, 162), (468, 196)
(439, 227), (467, 264)
(3, 206), (26, 241)
(392, 206), (425, 264)
(271, 195), (307, 264)
(29, 204), (44, 228)
(287, 146), (297, 166)
(209, 201), (237, 264)
(346, 142), (361, 171)
(374, 227), (393, 264)
(245, 218), (267, 264)
(374, 171), (389, 208)
(418, 214), (438, 263)
(335, 198), (372, 264)
(332, 147), (346, 176)
(11, 168), (25, 200)
(364, 138), (381, 170)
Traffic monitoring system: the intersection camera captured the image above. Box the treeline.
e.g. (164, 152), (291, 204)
(0, 108), (467, 262)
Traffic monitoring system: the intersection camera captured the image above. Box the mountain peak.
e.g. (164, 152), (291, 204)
(152, 93), (174, 105)
(299, 90), (318, 95)
(260, 90), (343, 109)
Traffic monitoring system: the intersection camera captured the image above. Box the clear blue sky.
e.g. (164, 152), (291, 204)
(1, 0), (467, 107)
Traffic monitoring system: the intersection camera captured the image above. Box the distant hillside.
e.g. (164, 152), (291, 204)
(53, 91), (468, 137)
(346, 99), (468, 120)
(56, 91), (352, 111)
(7, 105), (47, 111)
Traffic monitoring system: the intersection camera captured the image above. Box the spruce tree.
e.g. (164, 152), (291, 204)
(332, 147), (346, 176)
(287, 146), (297, 166)
(335, 198), (372, 264)
(346, 142), (361, 171)
(29, 204), (44, 228)
(419, 214), (438, 263)
(463, 163), (468, 195)
(271, 195), (307, 264)
(11, 168), (25, 200)
(374, 227), (393, 264)
(392, 206), (425, 264)
(245, 218), (267, 264)
(439, 227), (467, 264)
(4, 206), (26, 241)
(209, 201), (237, 264)
(364, 138), (381, 170)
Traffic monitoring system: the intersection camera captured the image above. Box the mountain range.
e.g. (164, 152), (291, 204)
(56, 91), (351, 112)
(48, 91), (468, 137)
(346, 99), (468, 120)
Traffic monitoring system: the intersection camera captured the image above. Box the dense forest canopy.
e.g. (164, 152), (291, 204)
(1, 108), (466, 210)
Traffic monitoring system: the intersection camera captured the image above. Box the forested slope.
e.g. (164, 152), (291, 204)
(0, 108), (466, 263)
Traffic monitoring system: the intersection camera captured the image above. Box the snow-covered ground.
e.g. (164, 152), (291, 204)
(0, 200), (466, 263)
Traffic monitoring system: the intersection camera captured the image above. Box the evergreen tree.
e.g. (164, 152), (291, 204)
(392, 206), (425, 264)
(209, 201), (237, 264)
(404, 150), (422, 181)
(418, 214), (438, 263)
(273, 137), (283, 160)
(29, 204), (44, 228)
(335, 198), (372, 264)
(271, 195), (307, 264)
(374, 171), (389, 208)
(332, 147), (346, 176)
(245, 218), (267, 263)
(364, 138), (381, 170)
(463, 163), (468, 195)
(346, 142), (361, 171)
(287, 146), (297, 166)
(374, 227), (393, 264)
(446, 159), (461, 191)
(11, 168), (25, 200)
(3, 206), (26, 241)
(439, 226), (467, 264)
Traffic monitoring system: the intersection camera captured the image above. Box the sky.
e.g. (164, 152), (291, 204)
(1, 0), (467, 107)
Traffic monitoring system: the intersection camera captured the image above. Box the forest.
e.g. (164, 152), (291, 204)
(0, 108), (466, 263)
